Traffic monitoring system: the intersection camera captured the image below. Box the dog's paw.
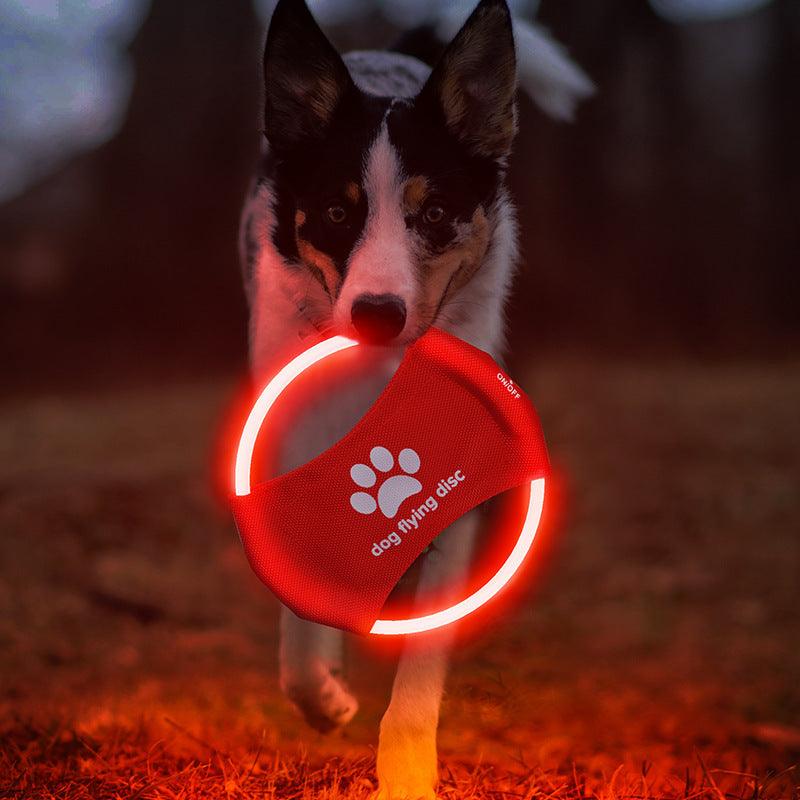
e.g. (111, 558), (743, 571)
(372, 786), (436, 800)
(282, 667), (358, 733)
(374, 719), (438, 800)
(372, 787), (436, 800)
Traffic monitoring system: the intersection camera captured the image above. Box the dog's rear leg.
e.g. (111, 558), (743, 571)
(375, 511), (479, 800)
(279, 607), (358, 732)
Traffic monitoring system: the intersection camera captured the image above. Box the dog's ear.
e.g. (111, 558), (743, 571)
(418, 0), (517, 160)
(263, 0), (354, 151)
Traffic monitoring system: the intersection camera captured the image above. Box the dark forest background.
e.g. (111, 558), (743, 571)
(1, 0), (797, 395)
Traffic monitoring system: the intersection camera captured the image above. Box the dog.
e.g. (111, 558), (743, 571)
(238, 1), (591, 796)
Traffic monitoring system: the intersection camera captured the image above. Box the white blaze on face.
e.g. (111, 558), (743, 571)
(334, 124), (417, 337)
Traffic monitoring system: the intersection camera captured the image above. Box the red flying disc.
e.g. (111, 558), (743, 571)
(230, 328), (549, 636)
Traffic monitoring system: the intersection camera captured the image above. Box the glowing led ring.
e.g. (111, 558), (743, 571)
(233, 335), (546, 636)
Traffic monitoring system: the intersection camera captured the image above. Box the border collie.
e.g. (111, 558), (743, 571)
(239, 1), (591, 796)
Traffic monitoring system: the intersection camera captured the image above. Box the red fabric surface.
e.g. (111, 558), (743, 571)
(230, 328), (549, 634)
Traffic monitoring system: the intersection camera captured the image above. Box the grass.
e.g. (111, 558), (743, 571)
(1, 357), (799, 798)
(2, 719), (797, 799)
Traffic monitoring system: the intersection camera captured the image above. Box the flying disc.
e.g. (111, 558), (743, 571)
(230, 327), (549, 635)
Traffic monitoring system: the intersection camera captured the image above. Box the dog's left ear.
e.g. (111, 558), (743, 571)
(263, 0), (354, 151)
(418, 0), (517, 161)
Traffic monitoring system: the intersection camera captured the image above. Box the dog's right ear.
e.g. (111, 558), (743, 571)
(263, 0), (353, 151)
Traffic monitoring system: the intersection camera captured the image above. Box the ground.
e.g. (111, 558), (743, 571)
(1, 357), (799, 799)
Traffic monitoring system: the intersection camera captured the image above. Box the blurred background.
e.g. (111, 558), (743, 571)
(1, 1), (798, 797)
(1, 0), (798, 390)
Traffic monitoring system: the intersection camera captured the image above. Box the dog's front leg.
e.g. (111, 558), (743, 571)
(279, 607), (358, 732)
(376, 510), (480, 800)
(274, 386), (380, 734)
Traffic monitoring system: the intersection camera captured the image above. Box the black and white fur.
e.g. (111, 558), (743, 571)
(239, 1), (591, 796)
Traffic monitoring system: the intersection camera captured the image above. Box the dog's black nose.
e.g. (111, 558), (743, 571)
(351, 293), (407, 343)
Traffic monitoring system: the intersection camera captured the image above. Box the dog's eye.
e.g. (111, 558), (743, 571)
(422, 203), (446, 225)
(326, 204), (347, 224)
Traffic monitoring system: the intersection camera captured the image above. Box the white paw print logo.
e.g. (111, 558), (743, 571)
(349, 446), (422, 519)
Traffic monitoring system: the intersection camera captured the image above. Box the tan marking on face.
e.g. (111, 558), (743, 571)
(419, 206), (490, 322)
(402, 176), (429, 215)
(294, 210), (341, 298)
(344, 182), (360, 204)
